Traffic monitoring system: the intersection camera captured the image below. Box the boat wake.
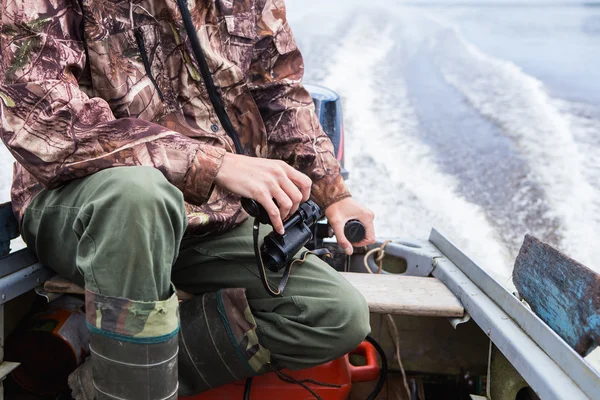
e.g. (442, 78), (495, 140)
(292, 3), (600, 276)
(318, 14), (514, 281)
(426, 14), (600, 270)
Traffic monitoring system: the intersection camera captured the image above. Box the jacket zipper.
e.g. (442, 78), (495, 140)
(134, 28), (165, 102)
(176, 0), (244, 154)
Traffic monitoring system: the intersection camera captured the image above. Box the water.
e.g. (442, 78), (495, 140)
(285, 0), (600, 369)
(286, 0), (600, 275)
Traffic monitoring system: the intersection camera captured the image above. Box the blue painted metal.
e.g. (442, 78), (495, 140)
(513, 235), (600, 357)
(0, 203), (18, 258)
(305, 84), (348, 179)
(429, 228), (600, 400)
(431, 254), (591, 400)
(0, 261), (54, 306)
(0, 249), (38, 280)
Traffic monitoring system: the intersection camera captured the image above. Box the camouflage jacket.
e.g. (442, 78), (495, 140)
(0, 0), (350, 235)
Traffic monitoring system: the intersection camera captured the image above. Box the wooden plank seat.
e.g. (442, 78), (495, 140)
(42, 275), (195, 300)
(339, 272), (464, 317)
(44, 273), (465, 318)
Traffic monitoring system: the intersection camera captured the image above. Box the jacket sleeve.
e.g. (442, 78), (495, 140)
(247, 0), (350, 210)
(0, 0), (224, 205)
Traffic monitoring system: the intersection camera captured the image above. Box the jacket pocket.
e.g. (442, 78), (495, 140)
(87, 27), (165, 121)
(212, 0), (256, 75)
(216, 0), (256, 42)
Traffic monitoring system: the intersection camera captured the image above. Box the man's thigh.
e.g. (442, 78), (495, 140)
(21, 166), (184, 301)
(172, 219), (370, 369)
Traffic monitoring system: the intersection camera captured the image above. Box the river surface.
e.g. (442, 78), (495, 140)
(287, 0), (600, 278)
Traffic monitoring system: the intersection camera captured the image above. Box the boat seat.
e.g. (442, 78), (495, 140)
(42, 273), (466, 318)
(339, 272), (464, 317)
(44, 272), (465, 317)
(42, 275), (195, 300)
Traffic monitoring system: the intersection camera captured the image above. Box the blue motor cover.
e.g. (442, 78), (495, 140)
(305, 84), (348, 179)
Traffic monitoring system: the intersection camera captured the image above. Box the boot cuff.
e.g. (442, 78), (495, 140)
(85, 285), (179, 344)
(217, 288), (272, 374)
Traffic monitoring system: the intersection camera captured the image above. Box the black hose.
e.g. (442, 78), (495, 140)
(243, 377), (252, 400)
(242, 336), (386, 400)
(365, 335), (388, 400)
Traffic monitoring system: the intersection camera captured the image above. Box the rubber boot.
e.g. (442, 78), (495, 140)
(93, 333), (178, 399)
(69, 287), (180, 400)
(69, 333), (178, 400)
(68, 333), (178, 400)
(178, 288), (272, 396)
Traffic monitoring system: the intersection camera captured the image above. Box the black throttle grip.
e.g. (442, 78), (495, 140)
(344, 220), (366, 243)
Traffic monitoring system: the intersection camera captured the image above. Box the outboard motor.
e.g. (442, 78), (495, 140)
(304, 84), (348, 179)
(303, 84), (350, 250)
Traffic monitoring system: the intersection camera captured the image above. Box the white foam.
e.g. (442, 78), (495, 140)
(320, 14), (513, 280)
(411, 15), (600, 270)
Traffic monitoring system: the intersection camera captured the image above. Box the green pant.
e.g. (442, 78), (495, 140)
(21, 166), (370, 370)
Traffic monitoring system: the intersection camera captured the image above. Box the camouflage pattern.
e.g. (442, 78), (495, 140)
(217, 288), (272, 373)
(0, 0), (350, 236)
(85, 287), (179, 341)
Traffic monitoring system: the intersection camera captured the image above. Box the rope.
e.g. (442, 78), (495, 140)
(385, 315), (411, 399)
(363, 240), (391, 274)
(363, 241), (411, 400)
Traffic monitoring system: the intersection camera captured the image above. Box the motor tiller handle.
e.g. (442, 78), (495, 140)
(344, 220), (366, 243)
(347, 340), (380, 383)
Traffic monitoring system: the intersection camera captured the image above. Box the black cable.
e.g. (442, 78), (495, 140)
(243, 377), (253, 400)
(273, 370), (324, 400)
(366, 335), (388, 400)
(241, 337), (385, 400)
(176, 0), (245, 155)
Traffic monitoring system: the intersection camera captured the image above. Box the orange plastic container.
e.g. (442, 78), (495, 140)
(181, 340), (379, 400)
(7, 296), (89, 396)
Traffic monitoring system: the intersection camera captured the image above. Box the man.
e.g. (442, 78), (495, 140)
(0, 0), (375, 398)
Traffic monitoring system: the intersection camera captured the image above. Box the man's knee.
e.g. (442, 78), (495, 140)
(75, 167), (187, 300)
(297, 280), (371, 366)
(322, 285), (371, 353)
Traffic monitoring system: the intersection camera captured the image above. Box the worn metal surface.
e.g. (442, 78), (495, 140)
(0, 249), (38, 280)
(488, 344), (530, 400)
(514, 235), (600, 357)
(430, 229), (599, 400)
(0, 203), (18, 259)
(0, 262), (54, 306)
(349, 239), (438, 277)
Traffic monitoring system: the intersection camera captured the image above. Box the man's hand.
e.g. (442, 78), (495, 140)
(215, 153), (312, 234)
(325, 198), (376, 255)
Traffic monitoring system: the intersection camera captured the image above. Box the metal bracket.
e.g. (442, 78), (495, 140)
(448, 312), (471, 329)
(350, 238), (441, 277)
